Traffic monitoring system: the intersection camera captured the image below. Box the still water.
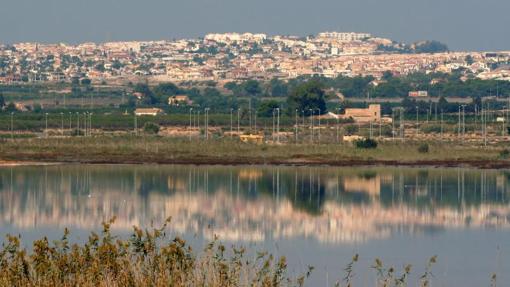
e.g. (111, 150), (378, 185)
(0, 165), (509, 286)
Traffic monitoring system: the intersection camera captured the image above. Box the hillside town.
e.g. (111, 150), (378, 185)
(1, 32), (510, 84)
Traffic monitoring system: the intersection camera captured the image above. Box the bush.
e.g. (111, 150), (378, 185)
(418, 143), (430, 153)
(354, 138), (378, 149)
(344, 124), (359, 136)
(71, 129), (84, 136)
(0, 218), (309, 286)
(421, 124), (441, 134)
(143, 122), (160, 134)
(499, 149), (510, 159)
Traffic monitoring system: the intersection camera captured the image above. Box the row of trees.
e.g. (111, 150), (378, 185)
(223, 73), (510, 99)
(129, 80), (328, 116)
(129, 76), (510, 118)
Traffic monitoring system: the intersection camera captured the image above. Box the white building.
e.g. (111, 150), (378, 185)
(204, 33), (267, 44)
(317, 32), (372, 41)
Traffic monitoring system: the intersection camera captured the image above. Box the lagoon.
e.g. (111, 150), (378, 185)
(0, 165), (508, 286)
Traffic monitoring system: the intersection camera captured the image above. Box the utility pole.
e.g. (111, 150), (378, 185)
(317, 108), (321, 144)
(400, 107), (405, 142)
(392, 109), (395, 141)
(204, 108), (209, 140)
(462, 105), (466, 139)
(197, 111), (201, 139)
(248, 98), (252, 131)
(416, 106), (419, 138)
(189, 108), (193, 141)
(276, 108), (280, 144)
(458, 106), (461, 139)
(84, 113), (88, 137)
(309, 109), (314, 144)
(272, 109), (275, 142)
(441, 110), (444, 141)
(295, 109), (298, 144)
(60, 112), (64, 136)
(435, 102), (438, 122)
(237, 108), (240, 135)
(10, 112), (13, 140)
(230, 108), (233, 138)
(134, 114), (137, 136)
(77, 112), (80, 135)
(379, 119), (382, 139)
(45, 113), (48, 138)
(89, 113), (92, 137)
(337, 108), (340, 143)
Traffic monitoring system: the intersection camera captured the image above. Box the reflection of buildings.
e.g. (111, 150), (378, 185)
(343, 175), (381, 197)
(0, 166), (509, 244)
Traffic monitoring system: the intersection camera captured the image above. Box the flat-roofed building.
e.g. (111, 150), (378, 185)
(343, 104), (381, 123)
(135, 108), (164, 116)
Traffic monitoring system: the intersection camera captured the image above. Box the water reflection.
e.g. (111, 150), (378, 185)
(0, 165), (509, 244)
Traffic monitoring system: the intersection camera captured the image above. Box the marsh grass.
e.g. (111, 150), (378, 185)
(0, 136), (505, 165)
(0, 219), (498, 287)
(0, 218), (311, 287)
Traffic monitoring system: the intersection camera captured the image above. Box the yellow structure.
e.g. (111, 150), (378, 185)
(239, 134), (264, 144)
(343, 104), (381, 123)
(134, 108), (163, 116)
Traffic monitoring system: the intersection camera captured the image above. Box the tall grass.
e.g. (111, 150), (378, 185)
(0, 218), (311, 287)
(0, 136), (504, 165)
(1, 219), (499, 287)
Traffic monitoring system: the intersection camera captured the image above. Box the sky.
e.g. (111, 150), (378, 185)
(0, 0), (509, 51)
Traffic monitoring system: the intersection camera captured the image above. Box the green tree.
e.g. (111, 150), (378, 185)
(81, 78), (92, 85)
(382, 71), (393, 81)
(268, 78), (288, 97)
(0, 93), (5, 108)
(465, 55), (474, 65)
(154, 83), (180, 104)
(243, 80), (262, 96)
(257, 100), (280, 117)
(134, 83), (157, 105)
(5, 102), (17, 113)
(287, 80), (327, 116)
(437, 96), (449, 112)
(224, 82), (238, 91)
(414, 41), (449, 53)
(143, 122), (160, 134)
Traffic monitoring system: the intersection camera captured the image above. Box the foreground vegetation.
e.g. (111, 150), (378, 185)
(0, 219), (499, 286)
(0, 218), (311, 287)
(0, 136), (508, 168)
(0, 219), (450, 287)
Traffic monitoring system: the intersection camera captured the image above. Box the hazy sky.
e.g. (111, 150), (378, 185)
(1, 0), (508, 51)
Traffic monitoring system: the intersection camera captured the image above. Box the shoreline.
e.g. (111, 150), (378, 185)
(1, 137), (508, 169)
(1, 158), (508, 169)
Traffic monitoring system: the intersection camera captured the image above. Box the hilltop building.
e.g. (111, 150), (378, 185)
(343, 104), (381, 123)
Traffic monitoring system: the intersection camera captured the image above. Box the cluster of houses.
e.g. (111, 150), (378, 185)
(2, 32), (509, 85)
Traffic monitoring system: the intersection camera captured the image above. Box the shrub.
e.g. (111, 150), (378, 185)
(0, 218), (311, 287)
(71, 129), (84, 136)
(499, 149), (510, 159)
(344, 124), (359, 136)
(143, 122), (160, 134)
(418, 143), (430, 153)
(354, 138), (378, 149)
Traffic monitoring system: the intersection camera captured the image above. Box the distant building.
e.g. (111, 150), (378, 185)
(168, 95), (192, 106)
(317, 32), (372, 41)
(409, 91), (428, 98)
(135, 108), (164, 116)
(133, 92), (145, 100)
(343, 104), (381, 123)
(239, 134), (264, 144)
(205, 33), (267, 44)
